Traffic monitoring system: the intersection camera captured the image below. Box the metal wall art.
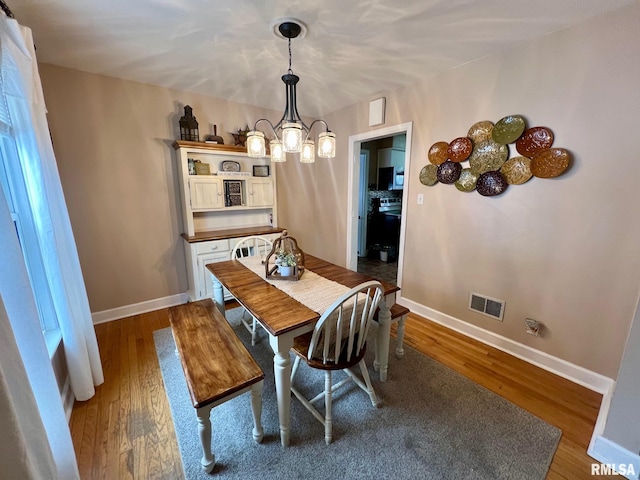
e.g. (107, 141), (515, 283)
(420, 115), (571, 196)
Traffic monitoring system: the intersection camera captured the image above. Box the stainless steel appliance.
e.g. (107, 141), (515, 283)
(378, 197), (402, 217)
(378, 167), (404, 190)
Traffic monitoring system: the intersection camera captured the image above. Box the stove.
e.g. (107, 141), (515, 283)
(378, 197), (402, 215)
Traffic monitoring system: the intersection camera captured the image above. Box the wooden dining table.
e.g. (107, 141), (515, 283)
(206, 254), (400, 447)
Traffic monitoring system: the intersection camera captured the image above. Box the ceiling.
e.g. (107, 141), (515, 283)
(10, 0), (636, 118)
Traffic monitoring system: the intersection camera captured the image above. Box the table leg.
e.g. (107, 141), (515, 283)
(395, 315), (406, 358)
(250, 381), (264, 443)
(374, 299), (392, 382)
(270, 335), (293, 447)
(212, 278), (225, 316)
(196, 405), (215, 473)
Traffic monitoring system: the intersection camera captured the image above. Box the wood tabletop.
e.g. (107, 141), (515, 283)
(206, 255), (400, 337)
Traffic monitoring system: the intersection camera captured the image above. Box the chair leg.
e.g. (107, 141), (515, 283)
(290, 356), (301, 382)
(324, 370), (333, 445)
(359, 360), (380, 407)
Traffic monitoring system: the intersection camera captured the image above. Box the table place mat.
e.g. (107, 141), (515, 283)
(238, 256), (350, 315)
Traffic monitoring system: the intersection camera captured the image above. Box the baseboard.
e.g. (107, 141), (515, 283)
(61, 375), (74, 422)
(397, 295), (614, 395)
(91, 293), (189, 324)
(588, 436), (640, 479)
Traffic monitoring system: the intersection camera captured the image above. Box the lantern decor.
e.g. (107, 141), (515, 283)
(179, 105), (199, 142)
(264, 230), (305, 281)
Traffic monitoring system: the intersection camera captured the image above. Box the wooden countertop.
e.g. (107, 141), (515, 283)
(181, 226), (285, 243)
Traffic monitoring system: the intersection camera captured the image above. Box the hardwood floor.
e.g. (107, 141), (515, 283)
(70, 307), (614, 479)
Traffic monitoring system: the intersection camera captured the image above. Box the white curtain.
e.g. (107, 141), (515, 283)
(0, 12), (104, 479)
(0, 15), (103, 399)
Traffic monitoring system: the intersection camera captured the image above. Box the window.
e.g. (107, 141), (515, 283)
(0, 136), (59, 337)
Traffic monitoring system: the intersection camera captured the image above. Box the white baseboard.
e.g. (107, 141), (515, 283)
(397, 296), (614, 394)
(91, 293), (189, 324)
(61, 376), (74, 422)
(588, 436), (640, 479)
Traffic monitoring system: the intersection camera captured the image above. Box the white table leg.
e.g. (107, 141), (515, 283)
(212, 278), (225, 316)
(250, 381), (264, 443)
(196, 405), (215, 473)
(270, 334), (293, 447)
(374, 299), (392, 382)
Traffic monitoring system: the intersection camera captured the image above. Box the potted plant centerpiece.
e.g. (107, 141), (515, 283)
(276, 248), (297, 277)
(264, 230), (305, 280)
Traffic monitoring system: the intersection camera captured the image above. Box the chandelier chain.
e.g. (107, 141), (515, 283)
(288, 37), (293, 74)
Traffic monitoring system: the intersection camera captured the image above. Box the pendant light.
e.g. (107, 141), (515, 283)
(247, 19), (336, 163)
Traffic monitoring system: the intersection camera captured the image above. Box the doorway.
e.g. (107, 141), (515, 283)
(346, 122), (413, 287)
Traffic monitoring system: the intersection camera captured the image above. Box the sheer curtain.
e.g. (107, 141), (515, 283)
(0, 12), (104, 478)
(0, 13), (103, 399)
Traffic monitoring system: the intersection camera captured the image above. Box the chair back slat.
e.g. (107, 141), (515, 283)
(232, 236), (273, 260)
(307, 281), (384, 365)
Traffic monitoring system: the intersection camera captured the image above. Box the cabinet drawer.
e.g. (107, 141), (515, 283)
(195, 239), (230, 254)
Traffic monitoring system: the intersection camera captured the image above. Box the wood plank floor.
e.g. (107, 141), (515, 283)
(71, 307), (615, 479)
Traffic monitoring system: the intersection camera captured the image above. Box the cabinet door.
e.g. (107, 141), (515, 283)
(197, 251), (231, 298)
(189, 177), (223, 210)
(378, 148), (393, 168)
(247, 178), (274, 207)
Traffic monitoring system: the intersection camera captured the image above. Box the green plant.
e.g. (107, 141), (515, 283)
(276, 248), (297, 267)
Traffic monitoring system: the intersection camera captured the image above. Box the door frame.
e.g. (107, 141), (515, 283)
(357, 149), (370, 257)
(346, 122), (413, 286)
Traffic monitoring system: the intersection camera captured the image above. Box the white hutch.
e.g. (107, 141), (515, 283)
(173, 140), (283, 301)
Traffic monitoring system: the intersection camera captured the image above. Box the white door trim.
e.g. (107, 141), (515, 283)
(346, 122), (413, 286)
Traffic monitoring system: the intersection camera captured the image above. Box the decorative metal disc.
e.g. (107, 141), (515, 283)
(428, 141), (449, 165)
(492, 115), (526, 145)
(468, 140), (509, 175)
(419, 164), (439, 186)
(455, 168), (478, 192)
(476, 171), (508, 196)
(516, 126), (554, 158)
(436, 161), (462, 184)
(500, 156), (532, 185)
(467, 121), (494, 144)
(530, 148), (570, 178)
(447, 137), (473, 162)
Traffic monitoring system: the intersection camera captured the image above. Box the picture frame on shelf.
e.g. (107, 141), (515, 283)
(253, 165), (270, 177)
(195, 162), (211, 175)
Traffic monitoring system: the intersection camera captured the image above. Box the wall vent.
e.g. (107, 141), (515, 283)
(469, 292), (505, 321)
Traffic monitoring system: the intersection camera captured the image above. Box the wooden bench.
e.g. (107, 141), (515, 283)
(374, 303), (410, 360)
(168, 299), (265, 473)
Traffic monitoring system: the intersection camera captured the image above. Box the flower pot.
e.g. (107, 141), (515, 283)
(279, 265), (294, 276)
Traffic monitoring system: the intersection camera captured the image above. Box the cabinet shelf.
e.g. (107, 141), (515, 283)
(173, 142), (280, 302)
(172, 140), (248, 153)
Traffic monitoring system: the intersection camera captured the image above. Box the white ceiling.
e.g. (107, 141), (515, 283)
(10, 0), (636, 118)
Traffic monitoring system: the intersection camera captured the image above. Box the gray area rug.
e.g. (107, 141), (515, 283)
(154, 308), (561, 480)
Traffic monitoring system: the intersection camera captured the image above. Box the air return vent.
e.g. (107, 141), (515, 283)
(469, 292), (505, 321)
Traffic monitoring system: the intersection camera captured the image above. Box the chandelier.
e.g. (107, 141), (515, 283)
(246, 19), (336, 163)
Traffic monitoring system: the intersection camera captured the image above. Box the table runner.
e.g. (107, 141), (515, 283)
(238, 256), (350, 315)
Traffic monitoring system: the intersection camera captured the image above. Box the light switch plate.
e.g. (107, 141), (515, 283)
(417, 194), (424, 205)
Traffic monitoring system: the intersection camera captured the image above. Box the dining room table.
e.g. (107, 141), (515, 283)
(206, 254), (401, 447)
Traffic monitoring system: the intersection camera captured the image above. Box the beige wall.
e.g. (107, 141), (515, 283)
(279, 4), (640, 378)
(40, 3), (640, 378)
(39, 66), (282, 312)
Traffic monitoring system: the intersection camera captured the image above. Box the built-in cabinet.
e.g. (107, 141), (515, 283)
(173, 141), (283, 301)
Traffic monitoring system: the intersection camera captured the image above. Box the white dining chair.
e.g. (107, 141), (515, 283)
(231, 236), (273, 345)
(289, 280), (384, 444)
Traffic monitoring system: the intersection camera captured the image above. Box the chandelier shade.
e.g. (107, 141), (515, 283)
(247, 19), (336, 163)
